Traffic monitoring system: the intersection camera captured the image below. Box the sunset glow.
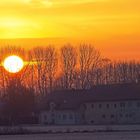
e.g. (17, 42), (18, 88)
(0, 0), (139, 60)
(3, 55), (24, 73)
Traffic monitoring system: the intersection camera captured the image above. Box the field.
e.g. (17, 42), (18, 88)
(0, 132), (140, 140)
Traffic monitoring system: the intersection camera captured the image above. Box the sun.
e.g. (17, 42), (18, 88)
(3, 55), (24, 73)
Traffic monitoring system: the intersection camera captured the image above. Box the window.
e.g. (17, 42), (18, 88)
(69, 114), (73, 120)
(99, 104), (102, 108)
(84, 104), (87, 109)
(111, 114), (114, 118)
(120, 102), (125, 108)
(58, 115), (61, 119)
(63, 114), (66, 120)
(137, 102), (140, 107)
(125, 114), (128, 118)
(44, 115), (47, 120)
(51, 113), (55, 117)
(106, 104), (109, 108)
(128, 102), (132, 107)
(82, 114), (85, 119)
(91, 104), (94, 109)
(102, 114), (106, 119)
(120, 114), (123, 117)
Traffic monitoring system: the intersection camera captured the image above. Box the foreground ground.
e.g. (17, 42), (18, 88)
(0, 132), (140, 140)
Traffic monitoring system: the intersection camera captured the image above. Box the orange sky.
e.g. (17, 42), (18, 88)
(0, 0), (140, 60)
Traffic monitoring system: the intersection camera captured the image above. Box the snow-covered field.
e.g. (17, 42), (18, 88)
(0, 132), (140, 140)
(1, 125), (140, 134)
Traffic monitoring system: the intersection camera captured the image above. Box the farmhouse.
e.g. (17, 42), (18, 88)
(39, 83), (140, 125)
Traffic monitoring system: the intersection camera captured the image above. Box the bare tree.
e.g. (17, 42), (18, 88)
(4, 80), (35, 125)
(0, 45), (139, 98)
(60, 44), (77, 89)
(45, 46), (58, 93)
(30, 47), (48, 96)
(79, 44), (101, 89)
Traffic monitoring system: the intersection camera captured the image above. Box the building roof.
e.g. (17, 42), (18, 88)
(41, 83), (140, 111)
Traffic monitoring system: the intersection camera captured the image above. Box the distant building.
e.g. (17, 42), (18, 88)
(39, 83), (140, 125)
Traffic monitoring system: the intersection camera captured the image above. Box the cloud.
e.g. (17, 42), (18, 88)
(53, 0), (105, 3)
(25, 0), (53, 7)
(24, 0), (107, 8)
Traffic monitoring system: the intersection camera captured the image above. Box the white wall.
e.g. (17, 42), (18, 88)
(84, 100), (140, 125)
(40, 110), (77, 125)
(40, 100), (140, 125)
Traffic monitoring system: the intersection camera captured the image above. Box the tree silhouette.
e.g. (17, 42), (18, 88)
(4, 78), (35, 125)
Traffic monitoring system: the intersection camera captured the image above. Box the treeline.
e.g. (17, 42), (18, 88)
(0, 45), (139, 125)
(0, 45), (140, 97)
